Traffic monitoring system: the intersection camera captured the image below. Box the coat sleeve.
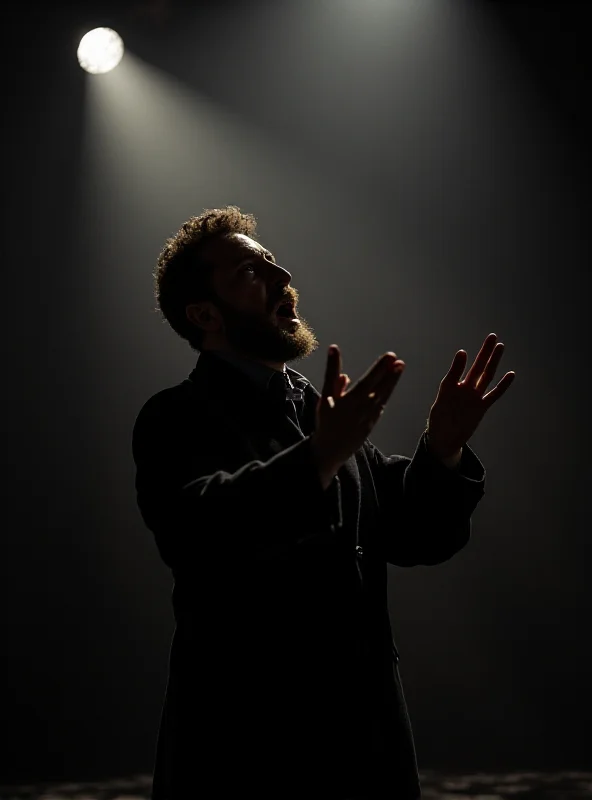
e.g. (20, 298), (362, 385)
(365, 430), (486, 567)
(131, 392), (341, 570)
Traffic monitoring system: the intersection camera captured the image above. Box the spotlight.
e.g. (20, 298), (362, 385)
(77, 27), (124, 74)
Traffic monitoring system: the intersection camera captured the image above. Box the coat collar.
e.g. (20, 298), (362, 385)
(186, 350), (319, 435)
(206, 349), (281, 392)
(188, 350), (313, 393)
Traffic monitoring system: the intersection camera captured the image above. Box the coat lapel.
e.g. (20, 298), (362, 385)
(188, 353), (305, 450)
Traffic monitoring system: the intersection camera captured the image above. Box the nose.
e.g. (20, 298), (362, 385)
(268, 259), (292, 287)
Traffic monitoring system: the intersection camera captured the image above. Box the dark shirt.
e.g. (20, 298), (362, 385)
(209, 349), (309, 428)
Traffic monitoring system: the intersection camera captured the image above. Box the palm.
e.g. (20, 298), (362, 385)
(427, 333), (515, 455)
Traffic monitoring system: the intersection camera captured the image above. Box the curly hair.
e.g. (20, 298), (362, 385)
(154, 205), (259, 351)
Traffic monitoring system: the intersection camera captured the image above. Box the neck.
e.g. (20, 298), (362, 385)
(203, 345), (285, 372)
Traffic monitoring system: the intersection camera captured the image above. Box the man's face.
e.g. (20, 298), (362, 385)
(200, 233), (318, 363)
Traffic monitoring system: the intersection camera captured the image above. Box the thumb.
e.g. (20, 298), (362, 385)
(321, 344), (341, 401)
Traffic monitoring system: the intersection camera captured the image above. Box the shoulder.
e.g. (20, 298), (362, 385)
(132, 378), (211, 449)
(135, 380), (193, 421)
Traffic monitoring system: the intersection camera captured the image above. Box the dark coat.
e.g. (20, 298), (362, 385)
(132, 351), (486, 799)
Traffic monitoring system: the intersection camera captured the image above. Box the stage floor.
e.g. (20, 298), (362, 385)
(0, 771), (591, 799)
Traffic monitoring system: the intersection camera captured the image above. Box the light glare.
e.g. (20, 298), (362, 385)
(77, 28), (124, 75)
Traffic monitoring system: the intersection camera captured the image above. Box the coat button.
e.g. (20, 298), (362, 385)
(355, 545), (364, 558)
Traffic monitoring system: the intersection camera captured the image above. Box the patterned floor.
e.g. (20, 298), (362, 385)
(1, 772), (591, 799)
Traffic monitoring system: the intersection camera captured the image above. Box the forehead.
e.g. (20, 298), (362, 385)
(203, 233), (266, 267)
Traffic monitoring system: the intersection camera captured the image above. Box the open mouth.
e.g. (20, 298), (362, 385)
(275, 301), (298, 321)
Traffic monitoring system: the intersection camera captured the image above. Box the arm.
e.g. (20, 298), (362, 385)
(132, 392), (341, 570)
(365, 430), (486, 567)
(373, 331), (515, 566)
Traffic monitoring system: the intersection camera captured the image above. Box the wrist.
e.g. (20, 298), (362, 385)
(425, 430), (463, 466)
(309, 435), (341, 489)
(436, 448), (463, 468)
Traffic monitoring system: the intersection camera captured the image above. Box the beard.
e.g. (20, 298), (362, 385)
(214, 296), (318, 363)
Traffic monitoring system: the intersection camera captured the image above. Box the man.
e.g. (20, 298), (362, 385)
(132, 206), (515, 799)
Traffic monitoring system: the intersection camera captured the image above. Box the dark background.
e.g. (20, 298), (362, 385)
(2, 0), (590, 785)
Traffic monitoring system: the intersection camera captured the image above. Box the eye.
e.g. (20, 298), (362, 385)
(240, 262), (256, 274)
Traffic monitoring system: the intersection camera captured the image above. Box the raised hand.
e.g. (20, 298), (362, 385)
(310, 345), (405, 488)
(426, 333), (516, 459)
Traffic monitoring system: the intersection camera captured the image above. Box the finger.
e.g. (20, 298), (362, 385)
(363, 361), (405, 415)
(476, 342), (505, 392)
(464, 333), (498, 387)
(321, 344), (342, 401)
(442, 350), (468, 385)
(363, 401), (388, 431)
(337, 373), (350, 396)
(355, 352), (398, 394)
(361, 367), (404, 429)
(482, 371), (516, 409)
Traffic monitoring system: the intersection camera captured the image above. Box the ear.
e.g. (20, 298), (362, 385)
(186, 301), (222, 333)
